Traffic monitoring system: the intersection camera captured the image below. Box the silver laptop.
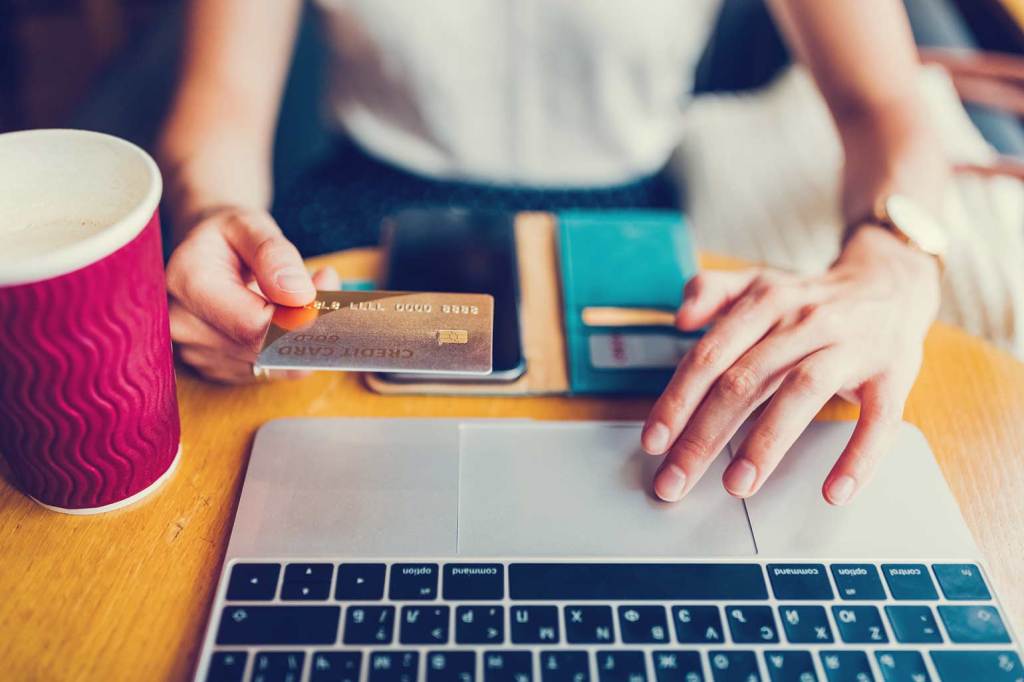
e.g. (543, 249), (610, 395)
(193, 418), (1022, 682)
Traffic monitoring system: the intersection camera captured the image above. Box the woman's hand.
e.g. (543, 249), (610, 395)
(166, 207), (339, 384)
(641, 225), (941, 505)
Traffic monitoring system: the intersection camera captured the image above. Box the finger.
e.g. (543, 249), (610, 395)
(312, 266), (341, 291)
(167, 251), (274, 351)
(180, 350), (311, 384)
(177, 346), (262, 384)
(642, 274), (807, 456)
(651, 329), (817, 503)
(822, 370), (914, 505)
(725, 347), (847, 497)
(168, 301), (260, 360)
(676, 269), (761, 330)
(221, 211), (315, 306)
(276, 369), (314, 381)
(256, 368), (315, 381)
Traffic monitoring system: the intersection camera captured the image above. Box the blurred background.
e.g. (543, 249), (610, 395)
(3, 0), (1023, 197)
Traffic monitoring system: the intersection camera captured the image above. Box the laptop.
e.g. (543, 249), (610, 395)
(193, 418), (1022, 682)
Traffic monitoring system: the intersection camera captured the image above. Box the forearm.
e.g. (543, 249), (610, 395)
(157, 0), (302, 242)
(160, 121), (270, 243)
(768, 0), (951, 225)
(834, 101), (950, 230)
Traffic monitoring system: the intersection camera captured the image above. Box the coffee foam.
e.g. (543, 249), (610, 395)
(0, 131), (153, 265)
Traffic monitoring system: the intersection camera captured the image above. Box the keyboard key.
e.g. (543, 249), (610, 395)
(336, 563), (386, 600)
(457, 605), (505, 644)
(310, 651), (362, 682)
(930, 650), (1023, 682)
(390, 563), (440, 600)
(284, 562), (333, 583)
(282, 573), (331, 601)
(445, 564), (505, 600)
(540, 651), (590, 682)
(651, 651), (704, 682)
(368, 651), (419, 682)
(216, 605), (340, 645)
(672, 606), (725, 644)
(881, 564), (937, 600)
(400, 605), (450, 644)
(884, 606), (941, 643)
(830, 565), (885, 601)
(937, 605), (1011, 643)
(831, 606), (887, 644)
(484, 651), (534, 682)
(251, 651), (305, 682)
(725, 605), (778, 643)
(344, 605), (396, 644)
(819, 651), (873, 682)
(767, 564), (833, 600)
(281, 581), (330, 600)
(565, 605), (615, 643)
(509, 563), (767, 600)
(764, 650), (817, 682)
(874, 651), (930, 682)
(778, 606), (833, 644)
(427, 651), (476, 682)
(205, 651), (247, 682)
(932, 564), (991, 600)
(596, 650), (647, 682)
(511, 605), (560, 643)
(708, 650), (761, 682)
(226, 563), (280, 601)
(618, 605), (670, 643)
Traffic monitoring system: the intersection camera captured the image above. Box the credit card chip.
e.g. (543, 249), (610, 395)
(437, 329), (469, 345)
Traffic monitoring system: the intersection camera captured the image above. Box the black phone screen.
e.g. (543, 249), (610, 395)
(381, 208), (524, 377)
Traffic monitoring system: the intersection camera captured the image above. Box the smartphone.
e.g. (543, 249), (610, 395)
(379, 208), (526, 381)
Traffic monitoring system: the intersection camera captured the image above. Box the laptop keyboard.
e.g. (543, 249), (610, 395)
(196, 560), (1022, 682)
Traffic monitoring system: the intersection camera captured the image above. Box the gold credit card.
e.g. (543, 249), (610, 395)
(255, 290), (494, 374)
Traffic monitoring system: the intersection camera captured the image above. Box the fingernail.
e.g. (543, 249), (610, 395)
(275, 267), (312, 293)
(827, 474), (857, 505)
(655, 464), (687, 502)
(643, 422), (671, 454)
(724, 458), (758, 496)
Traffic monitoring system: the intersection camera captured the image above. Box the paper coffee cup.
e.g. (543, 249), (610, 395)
(0, 129), (181, 513)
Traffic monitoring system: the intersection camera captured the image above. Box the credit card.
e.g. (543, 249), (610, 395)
(255, 291), (494, 374)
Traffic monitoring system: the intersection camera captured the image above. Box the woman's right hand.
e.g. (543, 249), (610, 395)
(166, 207), (339, 383)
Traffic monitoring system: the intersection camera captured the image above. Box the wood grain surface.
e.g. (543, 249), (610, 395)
(0, 249), (1022, 681)
(1002, 0), (1024, 28)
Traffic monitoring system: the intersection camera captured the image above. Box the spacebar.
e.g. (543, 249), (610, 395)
(509, 563), (768, 600)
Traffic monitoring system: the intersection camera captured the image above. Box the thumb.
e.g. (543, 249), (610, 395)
(221, 211), (315, 306)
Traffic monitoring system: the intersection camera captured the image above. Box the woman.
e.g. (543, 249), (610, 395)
(159, 0), (948, 506)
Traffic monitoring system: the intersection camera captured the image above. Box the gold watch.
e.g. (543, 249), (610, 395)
(846, 194), (949, 270)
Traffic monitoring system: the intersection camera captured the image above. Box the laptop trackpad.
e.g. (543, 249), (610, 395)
(457, 423), (755, 557)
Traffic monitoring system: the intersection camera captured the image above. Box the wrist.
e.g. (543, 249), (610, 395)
(836, 224), (942, 301)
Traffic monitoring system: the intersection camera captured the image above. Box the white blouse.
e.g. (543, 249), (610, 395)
(315, 0), (721, 187)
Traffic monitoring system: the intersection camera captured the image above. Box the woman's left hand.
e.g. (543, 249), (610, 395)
(641, 224), (941, 505)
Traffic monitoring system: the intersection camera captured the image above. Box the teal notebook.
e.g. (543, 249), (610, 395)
(558, 210), (700, 395)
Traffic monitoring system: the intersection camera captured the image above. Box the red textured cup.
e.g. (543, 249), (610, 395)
(0, 129), (180, 513)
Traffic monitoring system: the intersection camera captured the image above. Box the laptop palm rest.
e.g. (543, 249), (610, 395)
(226, 419), (755, 559)
(226, 418), (976, 562)
(457, 422), (755, 556)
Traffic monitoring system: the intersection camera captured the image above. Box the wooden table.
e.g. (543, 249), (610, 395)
(1002, 0), (1024, 29)
(1, 250), (1023, 681)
